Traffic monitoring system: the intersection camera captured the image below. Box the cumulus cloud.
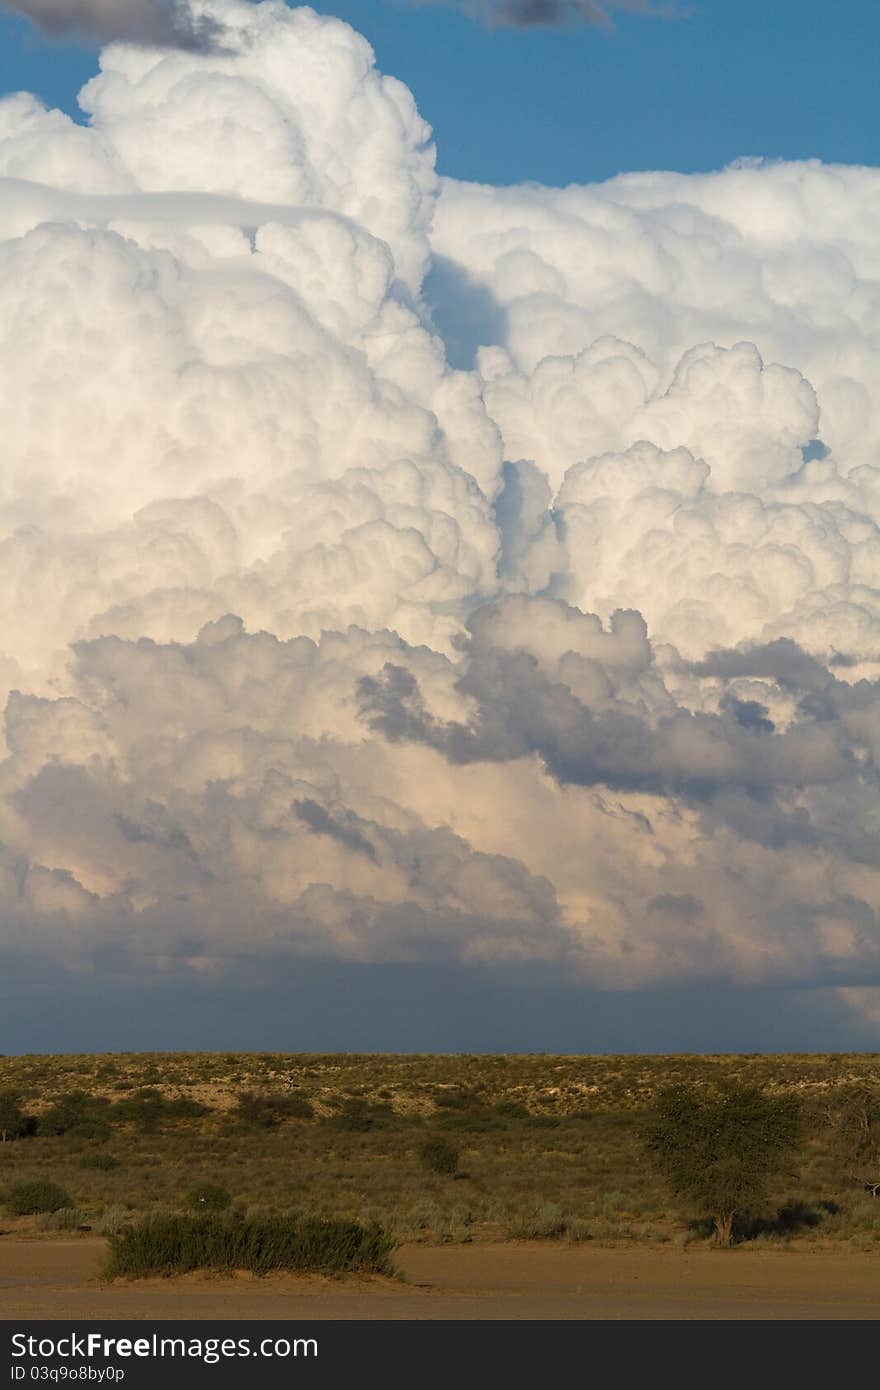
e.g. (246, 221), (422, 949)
(0, 0), (878, 1037)
(0, 0), (226, 49)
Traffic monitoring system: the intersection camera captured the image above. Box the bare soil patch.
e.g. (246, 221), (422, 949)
(0, 1238), (877, 1320)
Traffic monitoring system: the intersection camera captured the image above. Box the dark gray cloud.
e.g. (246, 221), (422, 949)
(0, 0), (226, 50)
(293, 798), (379, 863)
(357, 600), (859, 802)
(420, 0), (677, 30)
(696, 641), (880, 737)
(648, 893), (704, 921)
(116, 805), (198, 860)
(720, 695), (775, 735)
(697, 790), (819, 851)
(691, 638), (833, 694)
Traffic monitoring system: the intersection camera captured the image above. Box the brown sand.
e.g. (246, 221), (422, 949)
(0, 1238), (878, 1320)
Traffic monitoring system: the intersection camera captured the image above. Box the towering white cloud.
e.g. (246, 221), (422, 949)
(0, 0), (878, 1033)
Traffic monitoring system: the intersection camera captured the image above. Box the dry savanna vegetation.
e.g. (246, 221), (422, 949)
(1, 1052), (879, 1260)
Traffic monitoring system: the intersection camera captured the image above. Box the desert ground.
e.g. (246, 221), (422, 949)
(0, 1237), (878, 1320)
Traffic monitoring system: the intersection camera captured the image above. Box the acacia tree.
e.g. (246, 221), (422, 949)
(645, 1081), (802, 1246)
(827, 1084), (880, 1184)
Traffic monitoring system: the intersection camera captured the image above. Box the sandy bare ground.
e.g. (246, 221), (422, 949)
(0, 1239), (877, 1320)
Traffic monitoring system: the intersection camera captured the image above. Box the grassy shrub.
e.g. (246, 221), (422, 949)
(566, 1218), (593, 1242)
(326, 1099), (393, 1133)
(98, 1205), (130, 1237)
(586, 1216), (634, 1243)
(163, 1097), (210, 1120)
(507, 1202), (567, 1239)
(495, 1100), (530, 1120)
(78, 1152), (119, 1171)
(434, 1089), (482, 1111)
(104, 1213), (395, 1279)
(35, 1207), (88, 1232)
(278, 1095), (314, 1119)
(844, 1194), (880, 1239)
(419, 1138), (460, 1176)
(185, 1183), (232, 1212)
(849, 1232), (879, 1250)
(233, 1092), (313, 1129)
(396, 1198), (445, 1235)
(435, 1112), (501, 1134)
(5, 1180), (75, 1215)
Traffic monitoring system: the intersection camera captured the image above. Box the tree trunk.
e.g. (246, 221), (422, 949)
(714, 1211), (735, 1247)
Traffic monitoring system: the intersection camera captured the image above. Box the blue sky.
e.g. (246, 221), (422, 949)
(1, 0), (877, 185)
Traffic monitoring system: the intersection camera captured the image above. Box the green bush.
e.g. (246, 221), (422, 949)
(104, 1213), (395, 1279)
(0, 1090), (37, 1141)
(36, 1091), (111, 1139)
(185, 1183), (232, 1212)
(5, 1181), (75, 1215)
(418, 1138), (460, 1176)
(110, 1089), (208, 1131)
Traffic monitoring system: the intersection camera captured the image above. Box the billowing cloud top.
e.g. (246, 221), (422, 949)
(0, 0), (878, 1033)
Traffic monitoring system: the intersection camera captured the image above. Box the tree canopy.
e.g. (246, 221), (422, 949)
(645, 1081), (802, 1245)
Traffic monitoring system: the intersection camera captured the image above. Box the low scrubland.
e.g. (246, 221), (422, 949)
(1, 1052), (878, 1258)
